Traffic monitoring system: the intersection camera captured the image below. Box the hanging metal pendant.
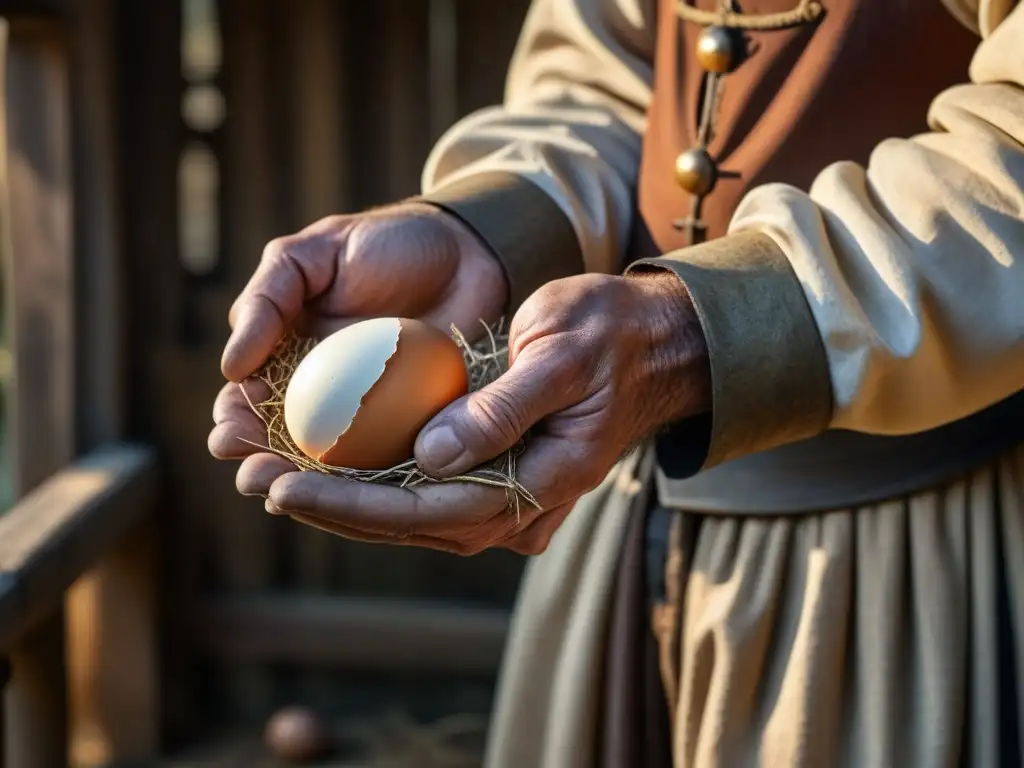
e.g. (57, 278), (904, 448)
(695, 25), (739, 73)
(674, 148), (718, 196)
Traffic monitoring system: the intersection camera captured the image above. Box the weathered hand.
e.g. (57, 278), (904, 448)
(208, 202), (507, 472)
(219, 202), (507, 383)
(250, 271), (711, 556)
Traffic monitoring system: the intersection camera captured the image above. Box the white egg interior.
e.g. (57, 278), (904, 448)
(283, 317), (402, 457)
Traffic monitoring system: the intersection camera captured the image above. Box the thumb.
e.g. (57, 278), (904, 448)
(414, 345), (577, 478)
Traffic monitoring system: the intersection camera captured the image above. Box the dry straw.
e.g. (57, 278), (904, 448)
(238, 320), (539, 514)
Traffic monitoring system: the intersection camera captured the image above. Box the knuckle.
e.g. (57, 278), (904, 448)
(342, 219), (381, 263)
(260, 236), (290, 263)
(529, 277), (577, 313)
(529, 279), (563, 306)
(469, 388), (529, 446)
(512, 281), (562, 333)
(318, 214), (348, 230)
(527, 340), (590, 402)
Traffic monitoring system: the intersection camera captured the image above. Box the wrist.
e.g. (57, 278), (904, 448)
(629, 271), (712, 426)
(438, 208), (511, 325)
(417, 173), (583, 313)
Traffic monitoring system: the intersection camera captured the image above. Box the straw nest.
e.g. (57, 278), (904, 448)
(238, 320), (539, 514)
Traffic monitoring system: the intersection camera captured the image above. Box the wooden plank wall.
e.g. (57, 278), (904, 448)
(118, 0), (534, 745)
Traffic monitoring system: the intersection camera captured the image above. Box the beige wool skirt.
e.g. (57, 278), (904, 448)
(482, 444), (1024, 768)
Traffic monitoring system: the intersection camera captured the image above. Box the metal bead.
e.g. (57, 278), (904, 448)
(696, 25), (738, 74)
(674, 148), (718, 196)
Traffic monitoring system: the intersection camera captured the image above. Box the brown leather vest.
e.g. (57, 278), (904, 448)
(635, 0), (979, 253)
(631, 0), (1024, 512)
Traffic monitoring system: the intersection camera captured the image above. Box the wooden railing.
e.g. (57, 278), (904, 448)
(0, 443), (158, 767)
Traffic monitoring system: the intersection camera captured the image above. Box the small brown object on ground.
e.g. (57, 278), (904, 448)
(264, 705), (332, 764)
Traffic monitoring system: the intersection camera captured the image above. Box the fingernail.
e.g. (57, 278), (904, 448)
(420, 425), (464, 473)
(265, 498), (284, 515)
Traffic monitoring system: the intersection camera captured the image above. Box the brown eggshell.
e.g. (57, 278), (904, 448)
(284, 317), (469, 470)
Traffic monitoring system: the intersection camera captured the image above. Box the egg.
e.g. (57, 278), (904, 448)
(284, 317), (469, 470)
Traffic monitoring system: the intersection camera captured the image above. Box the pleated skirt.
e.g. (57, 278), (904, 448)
(483, 445), (1024, 768)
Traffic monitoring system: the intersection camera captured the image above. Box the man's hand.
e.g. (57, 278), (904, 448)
(208, 202), (508, 500)
(248, 271), (711, 556)
(218, 202), (507, 382)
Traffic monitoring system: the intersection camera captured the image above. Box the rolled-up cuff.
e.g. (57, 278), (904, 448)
(420, 172), (584, 312)
(626, 230), (833, 469)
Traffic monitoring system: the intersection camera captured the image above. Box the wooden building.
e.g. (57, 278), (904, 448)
(0, 1), (535, 764)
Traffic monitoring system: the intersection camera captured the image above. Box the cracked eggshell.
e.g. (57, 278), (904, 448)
(284, 317), (469, 470)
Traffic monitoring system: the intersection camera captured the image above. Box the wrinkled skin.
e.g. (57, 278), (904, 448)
(209, 203), (711, 556)
(216, 202), (507, 383)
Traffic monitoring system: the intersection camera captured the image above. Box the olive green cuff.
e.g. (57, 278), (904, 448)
(420, 172), (584, 312)
(626, 230), (833, 469)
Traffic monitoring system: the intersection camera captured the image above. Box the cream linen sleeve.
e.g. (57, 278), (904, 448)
(419, 0), (656, 310)
(626, 2), (1024, 468)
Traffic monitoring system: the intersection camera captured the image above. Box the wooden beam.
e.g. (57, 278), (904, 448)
(63, 1), (159, 764)
(454, 0), (532, 116)
(192, 594), (510, 677)
(428, 0), (458, 142)
(379, 0), (431, 199)
(287, 0), (347, 225)
(114, 0), (193, 746)
(69, 0), (125, 447)
(0, 1), (67, 16)
(0, 443), (158, 652)
(214, 0), (280, 724)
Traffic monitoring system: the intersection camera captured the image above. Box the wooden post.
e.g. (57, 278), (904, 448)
(64, 0), (160, 764)
(66, 523), (159, 768)
(428, 0), (458, 142)
(1, 17), (75, 768)
(0, 656), (10, 764)
(5, 615), (66, 768)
